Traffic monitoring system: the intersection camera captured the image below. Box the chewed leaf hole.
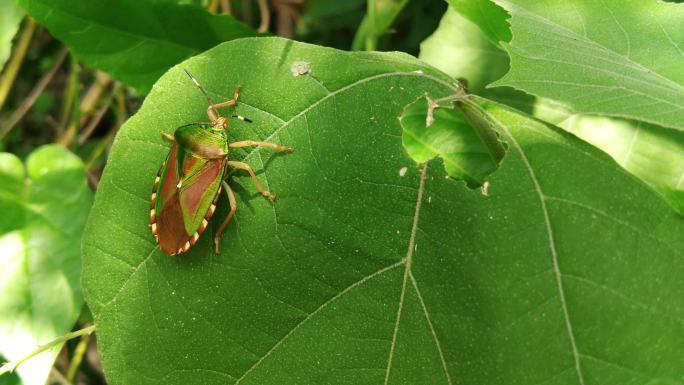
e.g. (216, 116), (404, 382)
(399, 95), (506, 188)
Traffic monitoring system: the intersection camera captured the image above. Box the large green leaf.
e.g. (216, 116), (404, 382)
(559, 114), (684, 214)
(425, 5), (684, 215)
(490, 0), (684, 131)
(0, 145), (92, 385)
(14, 0), (256, 93)
(0, 0), (24, 72)
(82, 37), (684, 385)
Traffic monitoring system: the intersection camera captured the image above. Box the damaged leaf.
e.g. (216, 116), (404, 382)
(83, 37), (684, 385)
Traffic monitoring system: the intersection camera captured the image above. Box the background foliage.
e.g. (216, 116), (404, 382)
(0, 0), (682, 384)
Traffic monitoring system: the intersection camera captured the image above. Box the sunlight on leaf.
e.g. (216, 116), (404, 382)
(0, 0), (24, 72)
(492, 0), (684, 131)
(0, 145), (92, 385)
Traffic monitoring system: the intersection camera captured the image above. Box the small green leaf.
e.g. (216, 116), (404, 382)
(15, 0), (256, 93)
(445, 0), (510, 44)
(0, 354), (20, 385)
(0, 145), (92, 385)
(491, 0), (684, 131)
(400, 96), (503, 186)
(419, 7), (508, 92)
(83, 37), (684, 385)
(0, 0), (24, 72)
(352, 0), (410, 51)
(419, 5), (533, 111)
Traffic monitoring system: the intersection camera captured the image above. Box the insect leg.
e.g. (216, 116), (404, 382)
(214, 181), (237, 254)
(207, 84), (241, 121)
(229, 140), (294, 153)
(231, 115), (252, 123)
(161, 132), (175, 142)
(227, 161), (275, 201)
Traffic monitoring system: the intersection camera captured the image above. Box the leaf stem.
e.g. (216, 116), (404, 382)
(0, 325), (96, 377)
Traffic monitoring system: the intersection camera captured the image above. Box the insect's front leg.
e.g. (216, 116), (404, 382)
(214, 181), (237, 254)
(229, 140), (294, 153)
(227, 160), (276, 201)
(207, 84), (241, 121)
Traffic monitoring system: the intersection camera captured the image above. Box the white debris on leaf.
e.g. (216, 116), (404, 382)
(481, 180), (490, 196)
(399, 167), (408, 177)
(291, 61), (310, 76)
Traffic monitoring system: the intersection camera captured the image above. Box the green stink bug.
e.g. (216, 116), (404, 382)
(150, 69), (293, 256)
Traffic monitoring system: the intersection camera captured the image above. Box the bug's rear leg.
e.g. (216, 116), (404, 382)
(229, 140), (294, 153)
(214, 181), (237, 254)
(227, 160), (276, 201)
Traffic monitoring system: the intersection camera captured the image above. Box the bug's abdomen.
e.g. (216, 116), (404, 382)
(151, 142), (225, 255)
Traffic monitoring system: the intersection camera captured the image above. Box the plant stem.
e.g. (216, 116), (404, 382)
(207, 0), (219, 13)
(78, 71), (112, 127)
(0, 325), (96, 377)
(366, 0), (377, 51)
(84, 86), (126, 171)
(220, 0), (232, 14)
(57, 56), (81, 147)
(65, 330), (91, 382)
(78, 82), (119, 145)
(0, 17), (36, 110)
(257, 0), (270, 32)
(0, 46), (68, 142)
(50, 367), (72, 385)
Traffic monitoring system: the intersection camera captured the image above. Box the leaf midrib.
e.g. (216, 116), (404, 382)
(484, 107), (586, 385)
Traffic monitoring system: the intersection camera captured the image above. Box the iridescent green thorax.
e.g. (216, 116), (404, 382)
(174, 123), (229, 159)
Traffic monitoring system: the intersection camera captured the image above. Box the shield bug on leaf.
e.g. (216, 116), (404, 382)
(150, 69), (293, 256)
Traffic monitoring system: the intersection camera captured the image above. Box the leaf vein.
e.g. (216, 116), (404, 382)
(233, 260), (406, 384)
(384, 162), (428, 384)
(486, 110), (586, 385)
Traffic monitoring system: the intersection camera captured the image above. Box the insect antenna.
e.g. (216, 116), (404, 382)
(183, 68), (215, 106)
(231, 115), (252, 123)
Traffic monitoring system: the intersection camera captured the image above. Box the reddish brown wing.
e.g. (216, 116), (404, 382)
(150, 142), (226, 255)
